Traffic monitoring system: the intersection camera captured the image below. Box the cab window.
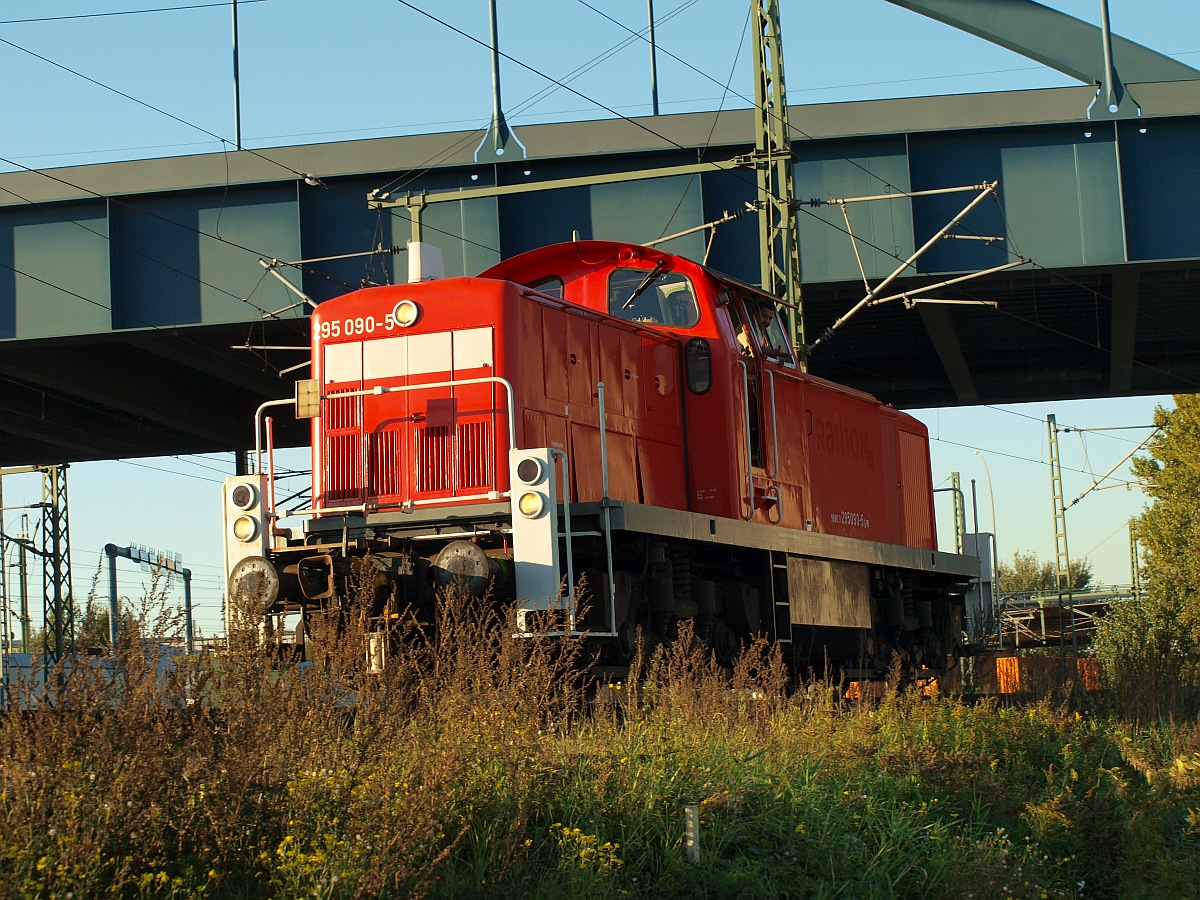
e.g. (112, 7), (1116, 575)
(607, 268), (699, 327)
(736, 290), (796, 365)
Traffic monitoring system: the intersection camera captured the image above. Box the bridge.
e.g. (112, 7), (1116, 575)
(2, 1), (1199, 466)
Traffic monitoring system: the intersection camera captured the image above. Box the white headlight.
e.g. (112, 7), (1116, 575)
(232, 515), (260, 543)
(517, 491), (546, 519)
(393, 299), (420, 327)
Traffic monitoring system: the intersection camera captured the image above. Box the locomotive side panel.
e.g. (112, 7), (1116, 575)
(566, 312), (594, 408)
(880, 414), (904, 540)
(636, 439), (688, 508)
(897, 423), (936, 550)
(639, 340), (682, 442)
(541, 306), (570, 405)
(804, 381), (891, 544)
(517, 288), (687, 508)
(682, 346), (750, 520)
(758, 370), (812, 530)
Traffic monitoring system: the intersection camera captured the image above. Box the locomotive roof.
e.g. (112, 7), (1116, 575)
(481, 241), (883, 407)
(479, 240), (785, 307)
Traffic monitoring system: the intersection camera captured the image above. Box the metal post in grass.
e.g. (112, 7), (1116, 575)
(685, 804), (700, 863)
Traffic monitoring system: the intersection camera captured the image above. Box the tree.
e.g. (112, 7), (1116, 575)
(996, 550), (1092, 595)
(1094, 394), (1200, 720)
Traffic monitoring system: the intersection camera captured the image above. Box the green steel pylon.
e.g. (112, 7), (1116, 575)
(752, 0), (804, 354)
(1047, 415), (1077, 653)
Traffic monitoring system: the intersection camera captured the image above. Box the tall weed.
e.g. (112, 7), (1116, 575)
(2, 581), (1199, 898)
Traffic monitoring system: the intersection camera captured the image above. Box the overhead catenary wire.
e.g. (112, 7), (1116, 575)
(0, 1), (274, 27)
(0, 0), (1153, 362)
(0, 0), (1180, 580)
(370, 0), (706, 202)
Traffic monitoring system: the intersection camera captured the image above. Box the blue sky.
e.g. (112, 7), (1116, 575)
(1, 0), (1196, 635)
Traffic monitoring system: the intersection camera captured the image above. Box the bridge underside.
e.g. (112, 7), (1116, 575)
(2, 82), (1199, 465)
(0, 321), (309, 465)
(3, 257), (1196, 466)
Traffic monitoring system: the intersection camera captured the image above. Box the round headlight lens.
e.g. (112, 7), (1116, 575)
(515, 457), (544, 485)
(232, 515), (260, 543)
(393, 299), (420, 327)
(517, 491), (546, 519)
(230, 482), (257, 510)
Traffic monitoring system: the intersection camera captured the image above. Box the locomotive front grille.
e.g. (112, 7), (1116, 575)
(411, 420), (495, 495)
(416, 425), (453, 493)
(369, 429), (403, 497)
(325, 433), (364, 502)
(457, 420), (493, 489)
(324, 391), (366, 503)
(324, 394), (361, 430)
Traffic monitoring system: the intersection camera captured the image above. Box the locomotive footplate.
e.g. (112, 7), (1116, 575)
(551, 500), (978, 675)
(580, 500), (978, 581)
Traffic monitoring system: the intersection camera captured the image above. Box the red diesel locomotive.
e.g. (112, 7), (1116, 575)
(223, 240), (977, 676)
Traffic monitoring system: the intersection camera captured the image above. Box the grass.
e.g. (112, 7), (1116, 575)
(1, 589), (1199, 899)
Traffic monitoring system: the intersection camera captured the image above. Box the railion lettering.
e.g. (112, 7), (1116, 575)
(811, 412), (875, 469)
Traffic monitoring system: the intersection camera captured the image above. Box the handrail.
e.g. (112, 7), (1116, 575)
(737, 360), (754, 521)
(595, 382), (618, 637)
(323, 376), (517, 452)
(764, 485), (782, 525)
(254, 398), (297, 475)
(281, 491), (503, 518)
(266, 416), (278, 530)
(548, 447), (577, 632)
(765, 369), (779, 480)
(267, 375), (518, 517)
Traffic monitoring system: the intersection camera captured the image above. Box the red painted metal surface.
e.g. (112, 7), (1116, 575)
(306, 241), (938, 553)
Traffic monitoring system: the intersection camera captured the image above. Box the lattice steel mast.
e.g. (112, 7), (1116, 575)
(1047, 415), (1077, 654)
(751, 0), (803, 351)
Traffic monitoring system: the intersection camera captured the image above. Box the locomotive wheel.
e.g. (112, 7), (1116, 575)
(615, 598), (652, 661)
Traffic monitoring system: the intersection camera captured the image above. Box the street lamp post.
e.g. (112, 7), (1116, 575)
(973, 449), (997, 538)
(974, 450), (1001, 643)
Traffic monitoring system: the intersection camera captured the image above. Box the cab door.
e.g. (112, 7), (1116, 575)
(728, 291), (798, 523)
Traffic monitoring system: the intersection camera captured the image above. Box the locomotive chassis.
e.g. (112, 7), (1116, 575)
(241, 490), (975, 678)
